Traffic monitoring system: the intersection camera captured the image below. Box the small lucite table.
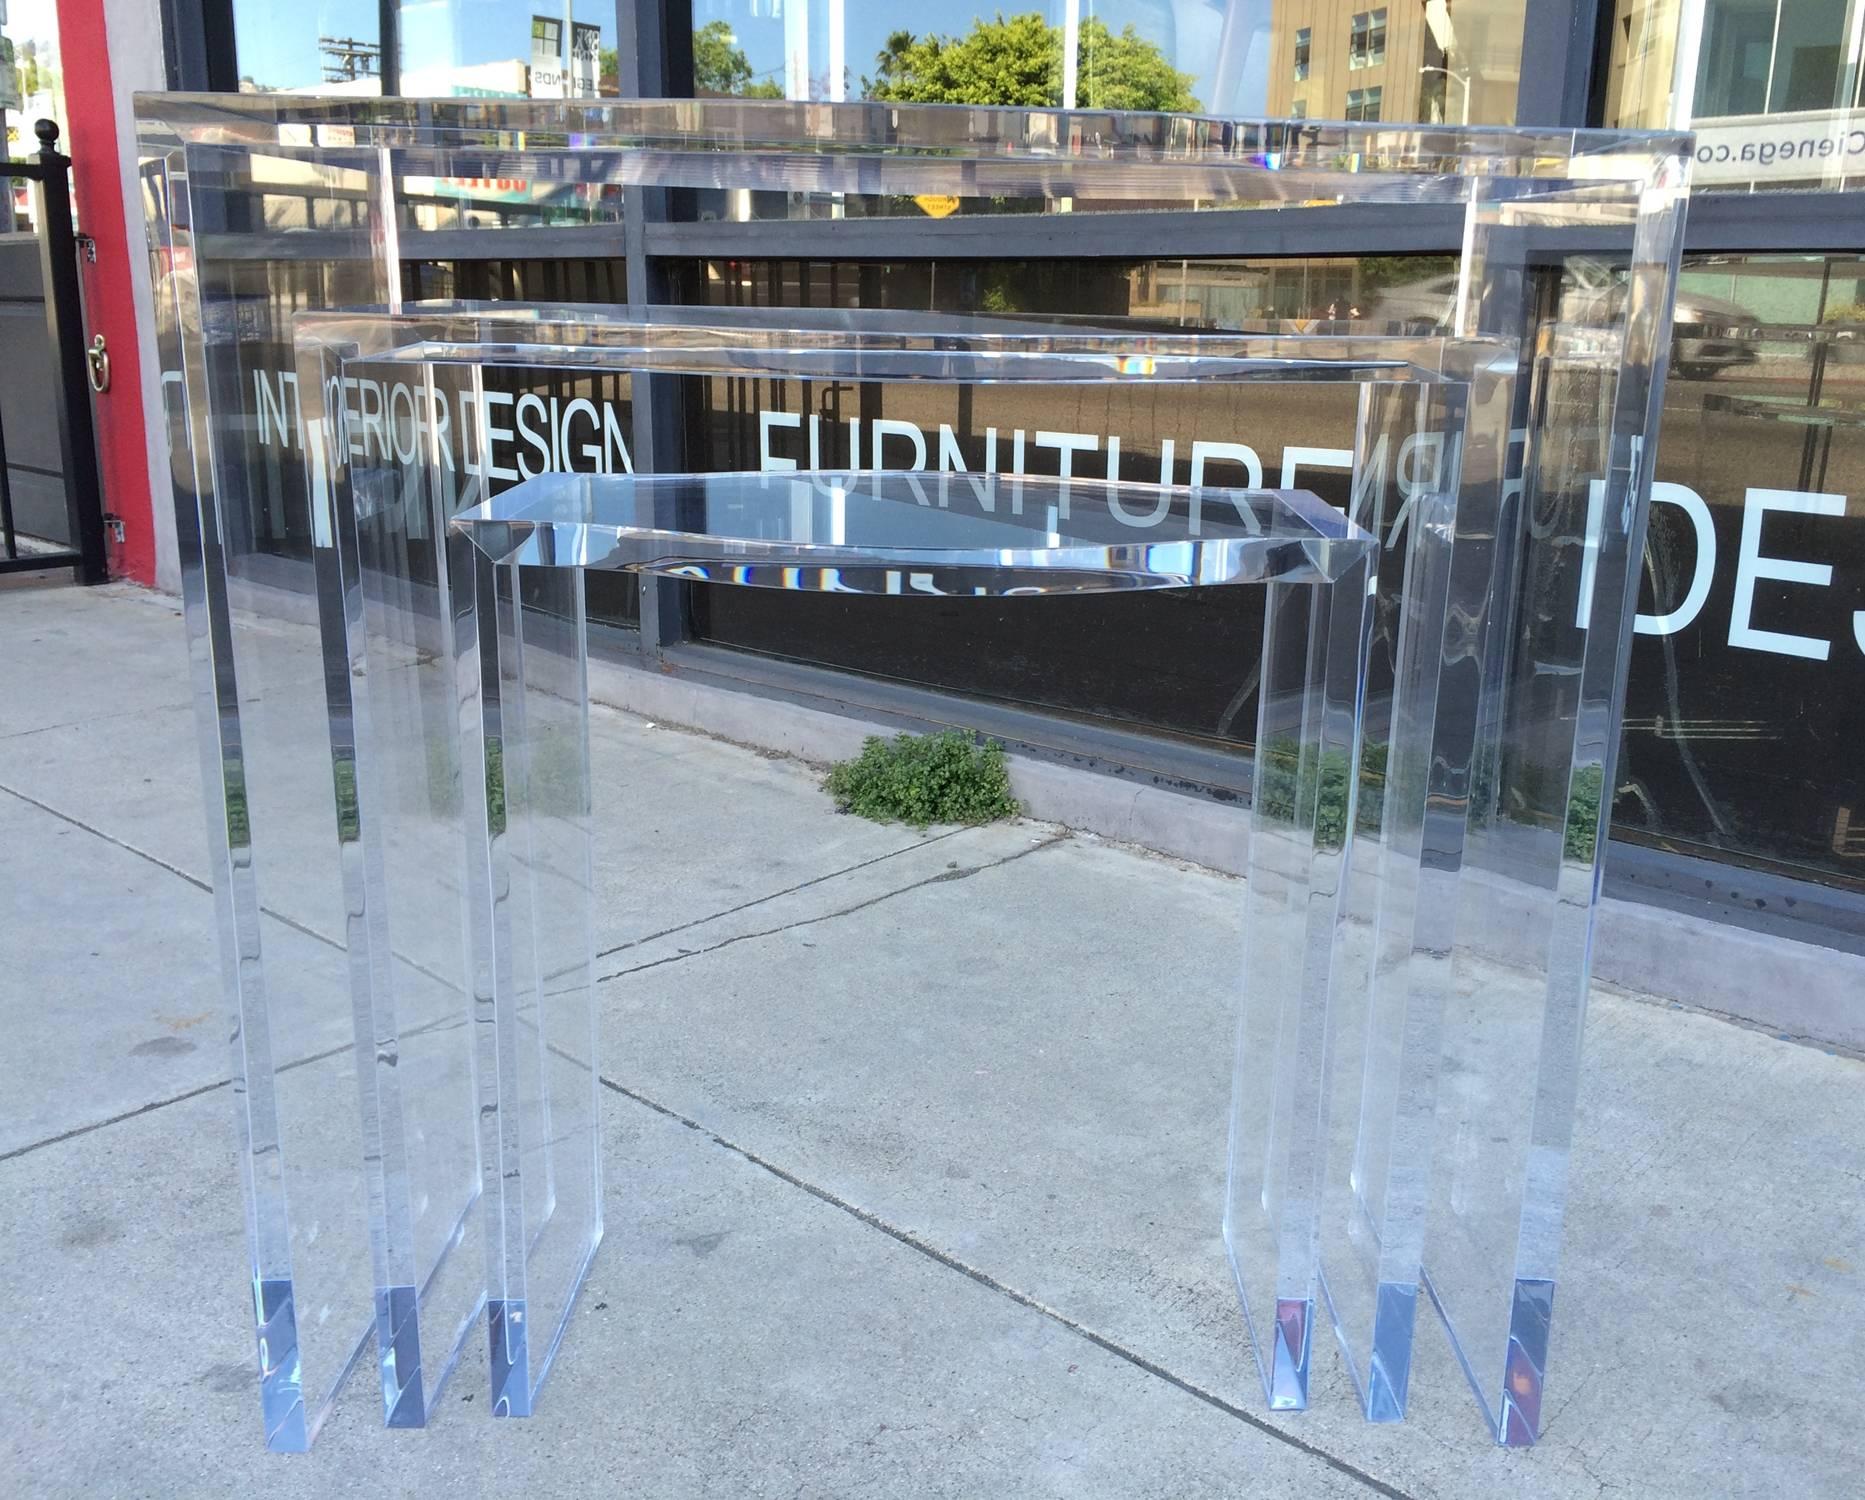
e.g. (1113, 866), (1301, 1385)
(445, 468), (1380, 1422)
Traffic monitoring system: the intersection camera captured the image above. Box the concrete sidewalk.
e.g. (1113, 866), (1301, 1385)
(2, 576), (1861, 1498)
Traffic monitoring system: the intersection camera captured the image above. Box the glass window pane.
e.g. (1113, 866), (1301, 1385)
(399, 2), (616, 97)
(691, 1), (1526, 123)
(660, 249), (1864, 891)
(231, 0), (619, 97)
(1619, 251), (1865, 885)
(231, 0), (383, 93)
(1605, 0), (1865, 191)
(2, 0), (71, 231)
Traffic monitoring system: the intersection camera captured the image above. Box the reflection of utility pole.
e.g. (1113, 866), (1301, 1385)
(1419, 64), (1470, 124)
(319, 35), (381, 84)
(1062, 0), (1080, 109)
(784, 0), (809, 99)
(828, 0), (845, 101)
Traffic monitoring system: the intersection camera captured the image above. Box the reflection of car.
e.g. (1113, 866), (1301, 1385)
(1670, 290), (1760, 381)
(1370, 272), (1760, 381)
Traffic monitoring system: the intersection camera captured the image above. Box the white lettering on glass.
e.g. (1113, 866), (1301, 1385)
(1729, 488), (1845, 661)
(759, 410), (801, 471)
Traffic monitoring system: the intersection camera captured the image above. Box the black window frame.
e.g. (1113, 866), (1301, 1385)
(1349, 8), (1387, 71)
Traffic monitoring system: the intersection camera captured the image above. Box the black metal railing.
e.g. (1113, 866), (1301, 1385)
(0, 120), (109, 583)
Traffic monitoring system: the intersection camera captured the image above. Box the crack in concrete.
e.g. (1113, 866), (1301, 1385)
(597, 830), (1072, 985)
(0, 697), (196, 743)
(595, 825), (969, 960)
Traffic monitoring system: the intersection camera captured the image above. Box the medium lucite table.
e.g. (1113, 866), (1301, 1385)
(289, 311), (1490, 1441)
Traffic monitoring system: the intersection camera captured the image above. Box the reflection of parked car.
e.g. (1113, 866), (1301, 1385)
(1671, 290), (1760, 380)
(1367, 272), (1760, 380)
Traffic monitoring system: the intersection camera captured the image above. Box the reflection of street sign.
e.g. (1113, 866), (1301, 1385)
(914, 194), (960, 219)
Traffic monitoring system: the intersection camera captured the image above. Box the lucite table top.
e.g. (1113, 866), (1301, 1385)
(448, 470), (1374, 596)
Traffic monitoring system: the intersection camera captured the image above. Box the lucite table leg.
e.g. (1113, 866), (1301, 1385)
(452, 534), (603, 1418)
(304, 355), (493, 1433)
(1314, 378), (1494, 1424)
(1413, 355), (1646, 1446)
(1226, 551), (1373, 1410)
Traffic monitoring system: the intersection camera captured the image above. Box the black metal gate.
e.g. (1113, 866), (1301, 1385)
(0, 120), (108, 583)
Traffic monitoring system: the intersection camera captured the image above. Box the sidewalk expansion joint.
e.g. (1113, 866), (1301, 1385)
(0, 779), (458, 997)
(597, 829), (1072, 985)
(595, 1067), (1419, 1500)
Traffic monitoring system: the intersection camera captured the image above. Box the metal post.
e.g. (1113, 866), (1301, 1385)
(616, 0), (691, 660)
(32, 119), (109, 583)
(0, 392), (17, 558)
(1062, 0), (1080, 109)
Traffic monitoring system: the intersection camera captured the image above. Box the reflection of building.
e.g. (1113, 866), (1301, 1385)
(1609, 0), (1865, 127)
(399, 58), (530, 97)
(1264, 1), (1520, 124)
(528, 15), (602, 98)
(1128, 259), (1367, 324)
(1606, 0), (1865, 187)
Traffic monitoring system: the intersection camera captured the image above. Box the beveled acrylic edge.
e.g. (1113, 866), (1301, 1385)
(130, 90), (1693, 185)
(446, 472), (1375, 593)
(293, 303), (1522, 389)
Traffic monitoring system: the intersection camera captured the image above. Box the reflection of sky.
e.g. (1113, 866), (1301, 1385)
(235, 0), (615, 92)
(235, 0), (1265, 112)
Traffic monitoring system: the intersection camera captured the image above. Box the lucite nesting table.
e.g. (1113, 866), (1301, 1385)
(133, 92), (1691, 1453)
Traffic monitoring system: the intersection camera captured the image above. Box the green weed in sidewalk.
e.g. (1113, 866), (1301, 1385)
(826, 730), (1020, 830)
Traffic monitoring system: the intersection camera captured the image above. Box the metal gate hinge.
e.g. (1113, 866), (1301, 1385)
(74, 233), (98, 264)
(103, 513), (125, 543)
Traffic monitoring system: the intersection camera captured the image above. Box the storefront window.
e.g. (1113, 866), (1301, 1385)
(1605, 0), (1865, 191)
(1619, 252), (1865, 884)
(690, 1), (1527, 123)
(668, 252), (1865, 890)
(230, 0), (617, 97)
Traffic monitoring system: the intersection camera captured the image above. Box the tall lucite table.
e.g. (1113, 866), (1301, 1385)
(134, 92), (1689, 1451)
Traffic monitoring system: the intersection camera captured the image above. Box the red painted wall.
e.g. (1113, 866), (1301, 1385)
(52, 0), (157, 584)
